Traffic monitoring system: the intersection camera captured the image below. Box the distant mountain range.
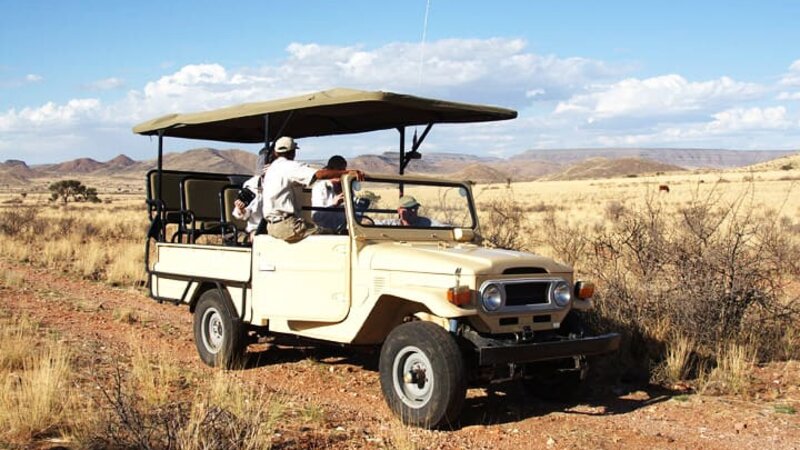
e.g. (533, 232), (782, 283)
(1, 147), (797, 187)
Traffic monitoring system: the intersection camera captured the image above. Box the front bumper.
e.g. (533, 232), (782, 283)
(463, 330), (621, 365)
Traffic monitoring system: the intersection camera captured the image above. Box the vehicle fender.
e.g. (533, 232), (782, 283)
(373, 286), (476, 318)
(351, 288), (476, 345)
(189, 282), (243, 321)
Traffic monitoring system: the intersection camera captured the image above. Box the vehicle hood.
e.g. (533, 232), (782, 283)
(360, 242), (571, 275)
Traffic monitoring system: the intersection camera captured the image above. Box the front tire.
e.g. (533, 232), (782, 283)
(193, 289), (245, 369)
(379, 321), (466, 429)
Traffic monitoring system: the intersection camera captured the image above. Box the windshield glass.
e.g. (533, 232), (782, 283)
(350, 178), (475, 229)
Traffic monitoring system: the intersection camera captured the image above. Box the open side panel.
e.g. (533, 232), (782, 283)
(154, 243), (252, 281)
(251, 235), (350, 323)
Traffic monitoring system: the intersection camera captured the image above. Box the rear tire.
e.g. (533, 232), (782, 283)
(193, 289), (245, 369)
(379, 321), (466, 429)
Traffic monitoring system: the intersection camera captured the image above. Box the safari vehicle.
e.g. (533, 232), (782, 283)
(134, 88), (620, 428)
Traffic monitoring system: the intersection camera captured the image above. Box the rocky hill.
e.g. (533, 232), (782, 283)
(512, 148), (794, 168)
(540, 157), (685, 181)
(2, 148), (798, 187)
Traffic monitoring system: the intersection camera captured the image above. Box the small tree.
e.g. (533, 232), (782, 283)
(49, 180), (101, 204)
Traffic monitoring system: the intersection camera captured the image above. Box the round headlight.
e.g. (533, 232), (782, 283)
(552, 280), (572, 307)
(481, 284), (504, 312)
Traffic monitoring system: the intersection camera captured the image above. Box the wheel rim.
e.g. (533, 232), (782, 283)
(392, 345), (434, 409)
(201, 306), (225, 354)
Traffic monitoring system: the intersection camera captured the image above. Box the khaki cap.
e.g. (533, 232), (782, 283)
(274, 136), (299, 153)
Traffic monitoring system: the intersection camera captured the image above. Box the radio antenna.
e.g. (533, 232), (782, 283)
(414, 0), (432, 145)
(417, 0), (431, 90)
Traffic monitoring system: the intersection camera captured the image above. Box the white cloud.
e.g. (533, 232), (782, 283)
(3, 38), (800, 163)
(586, 106), (793, 149)
(0, 98), (101, 132)
(780, 59), (800, 86)
(706, 106), (790, 132)
(777, 91), (800, 100)
(24, 74), (42, 83)
(554, 74), (764, 120)
(85, 77), (125, 91)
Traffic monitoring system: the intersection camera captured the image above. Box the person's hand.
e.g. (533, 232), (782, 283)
(333, 192), (345, 206)
(348, 169), (365, 181)
(234, 199), (246, 213)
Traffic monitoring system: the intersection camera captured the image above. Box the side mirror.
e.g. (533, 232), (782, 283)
(452, 228), (474, 242)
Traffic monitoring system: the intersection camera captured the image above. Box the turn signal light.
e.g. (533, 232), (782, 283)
(575, 281), (595, 300)
(447, 286), (471, 306)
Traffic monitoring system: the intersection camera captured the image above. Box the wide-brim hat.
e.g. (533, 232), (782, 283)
(397, 195), (420, 209)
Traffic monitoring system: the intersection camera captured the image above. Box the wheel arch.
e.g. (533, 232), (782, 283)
(352, 294), (447, 345)
(189, 281), (236, 319)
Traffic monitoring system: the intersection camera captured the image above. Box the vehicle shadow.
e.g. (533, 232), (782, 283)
(242, 334), (380, 371)
(456, 382), (679, 428)
(242, 335), (681, 430)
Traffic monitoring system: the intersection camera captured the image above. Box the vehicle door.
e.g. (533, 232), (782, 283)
(252, 234), (350, 322)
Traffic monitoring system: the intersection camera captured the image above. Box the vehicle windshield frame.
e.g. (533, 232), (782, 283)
(346, 175), (478, 232)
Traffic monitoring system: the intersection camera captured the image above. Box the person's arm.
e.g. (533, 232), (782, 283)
(313, 169), (365, 182)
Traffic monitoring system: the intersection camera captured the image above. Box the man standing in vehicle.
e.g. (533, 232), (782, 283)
(262, 136), (363, 242)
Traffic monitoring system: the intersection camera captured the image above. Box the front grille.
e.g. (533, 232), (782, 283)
(504, 282), (550, 306)
(503, 267), (548, 275)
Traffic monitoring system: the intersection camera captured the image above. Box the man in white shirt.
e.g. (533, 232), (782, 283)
(311, 155), (348, 231)
(263, 137), (363, 242)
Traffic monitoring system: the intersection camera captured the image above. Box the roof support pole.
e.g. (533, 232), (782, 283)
(257, 114), (270, 173)
(398, 127), (406, 176)
(157, 130), (164, 201)
(400, 122), (431, 175)
(156, 130), (165, 242)
(411, 123), (433, 152)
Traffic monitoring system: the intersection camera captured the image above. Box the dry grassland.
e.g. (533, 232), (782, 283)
(1, 166), (799, 447)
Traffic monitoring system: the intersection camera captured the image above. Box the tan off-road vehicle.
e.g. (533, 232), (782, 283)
(134, 88), (620, 428)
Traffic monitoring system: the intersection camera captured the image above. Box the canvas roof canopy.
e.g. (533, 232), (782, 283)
(132, 88), (517, 143)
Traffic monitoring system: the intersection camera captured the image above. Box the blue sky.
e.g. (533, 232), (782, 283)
(2, 0), (800, 164)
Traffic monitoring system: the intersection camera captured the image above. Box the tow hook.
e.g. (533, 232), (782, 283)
(516, 326), (534, 342)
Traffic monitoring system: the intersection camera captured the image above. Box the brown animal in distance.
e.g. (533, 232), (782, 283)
(659, 184), (670, 193)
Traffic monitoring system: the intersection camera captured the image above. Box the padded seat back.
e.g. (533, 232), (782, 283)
(183, 178), (231, 222)
(147, 171), (186, 213)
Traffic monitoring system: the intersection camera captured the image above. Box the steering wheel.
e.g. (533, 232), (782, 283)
(334, 215), (374, 235)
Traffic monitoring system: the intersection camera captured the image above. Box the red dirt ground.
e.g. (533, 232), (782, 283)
(1, 261), (799, 449)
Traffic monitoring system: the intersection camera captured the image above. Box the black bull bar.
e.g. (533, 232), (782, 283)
(463, 331), (622, 366)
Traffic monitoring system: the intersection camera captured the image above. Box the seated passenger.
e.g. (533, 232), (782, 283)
(263, 136), (363, 243)
(311, 155), (348, 231)
(233, 166), (267, 240)
(378, 195), (443, 227)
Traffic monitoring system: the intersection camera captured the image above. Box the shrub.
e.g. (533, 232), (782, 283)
(478, 195), (531, 251)
(48, 180), (101, 204)
(542, 186), (800, 382)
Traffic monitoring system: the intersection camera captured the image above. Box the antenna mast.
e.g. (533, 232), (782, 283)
(418, 0), (432, 90)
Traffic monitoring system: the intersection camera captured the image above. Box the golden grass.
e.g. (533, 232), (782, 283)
(0, 268), (25, 289)
(130, 343), (182, 406)
(0, 315), (72, 444)
(1, 167), (798, 403)
(106, 241), (146, 286)
(661, 336), (696, 384)
(0, 315), (40, 371)
(700, 343), (758, 396)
